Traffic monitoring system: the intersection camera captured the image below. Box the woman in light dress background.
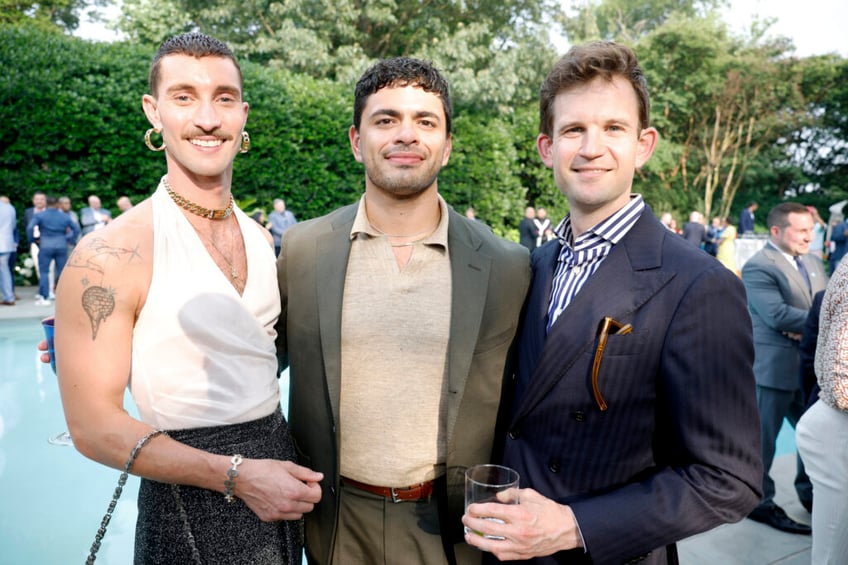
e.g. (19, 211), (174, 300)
(716, 216), (738, 275)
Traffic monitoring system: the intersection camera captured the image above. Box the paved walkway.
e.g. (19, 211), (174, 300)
(0, 285), (55, 321)
(679, 454), (811, 564)
(0, 287), (813, 563)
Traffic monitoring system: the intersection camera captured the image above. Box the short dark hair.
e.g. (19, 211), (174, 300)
(149, 32), (242, 96)
(539, 41), (650, 138)
(767, 202), (810, 229)
(353, 57), (452, 135)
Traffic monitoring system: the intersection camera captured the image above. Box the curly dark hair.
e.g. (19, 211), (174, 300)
(353, 57), (452, 134)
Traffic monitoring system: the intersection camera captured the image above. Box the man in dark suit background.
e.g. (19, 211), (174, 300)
(519, 206), (538, 251)
(799, 290), (825, 411)
(463, 41), (762, 564)
(827, 217), (848, 275)
(681, 210), (707, 249)
(739, 201), (758, 235)
(742, 202), (828, 533)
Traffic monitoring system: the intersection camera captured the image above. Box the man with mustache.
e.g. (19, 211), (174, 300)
(51, 33), (321, 563)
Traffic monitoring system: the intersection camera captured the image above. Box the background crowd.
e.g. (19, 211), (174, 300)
(648, 201), (846, 277)
(7, 184), (848, 311)
(4, 0), (848, 252)
(0, 191), (298, 307)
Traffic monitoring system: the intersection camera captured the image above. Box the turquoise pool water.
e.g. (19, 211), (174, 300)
(0, 317), (137, 563)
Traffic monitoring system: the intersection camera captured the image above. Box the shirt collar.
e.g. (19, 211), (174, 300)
(350, 193), (450, 249)
(552, 194), (645, 247)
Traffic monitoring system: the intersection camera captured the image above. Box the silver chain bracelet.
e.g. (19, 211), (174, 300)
(223, 454), (244, 503)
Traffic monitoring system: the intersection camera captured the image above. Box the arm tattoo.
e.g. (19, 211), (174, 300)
(66, 237), (143, 340)
(82, 286), (116, 340)
(66, 237), (142, 274)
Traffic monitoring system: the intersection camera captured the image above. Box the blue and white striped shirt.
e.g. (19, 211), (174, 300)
(546, 195), (646, 331)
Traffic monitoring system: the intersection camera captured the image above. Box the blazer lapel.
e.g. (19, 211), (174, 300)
(515, 241), (559, 388)
(316, 205), (357, 424)
(763, 245), (812, 307)
(513, 211), (675, 421)
(445, 210), (491, 442)
(804, 255), (827, 294)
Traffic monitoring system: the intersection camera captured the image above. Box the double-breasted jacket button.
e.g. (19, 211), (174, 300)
(548, 460), (561, 473)
(571, 410), (586, 422)
(508, 428), (522, 440)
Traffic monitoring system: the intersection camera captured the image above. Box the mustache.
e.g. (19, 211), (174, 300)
(184, 129), (233, 140)
(384, 144), (426, 157)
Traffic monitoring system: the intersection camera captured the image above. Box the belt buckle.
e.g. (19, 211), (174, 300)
(390, 487), (403, 503)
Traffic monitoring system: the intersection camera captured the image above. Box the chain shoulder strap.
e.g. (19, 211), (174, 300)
(86, 430), (167, 565)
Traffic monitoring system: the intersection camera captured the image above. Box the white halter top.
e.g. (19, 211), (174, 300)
(130, 181), (281, 429)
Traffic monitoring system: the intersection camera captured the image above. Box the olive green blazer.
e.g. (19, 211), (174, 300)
(277, 202), (530, 564)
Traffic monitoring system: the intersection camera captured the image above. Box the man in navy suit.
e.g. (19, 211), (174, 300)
(742, 202), (828, 534)
(739, 201), (758, 235)
(463, 41), (762, 564)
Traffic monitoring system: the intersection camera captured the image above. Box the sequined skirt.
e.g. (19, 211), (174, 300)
(134, 406), (302, 564)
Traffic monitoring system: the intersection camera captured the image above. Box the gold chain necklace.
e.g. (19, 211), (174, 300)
(369, 224), (432, 239)
(387, 235), (433, 247)
(163, 176), (234, 220)
(369, 219), (440, 247)
(193, 216), (244, 288)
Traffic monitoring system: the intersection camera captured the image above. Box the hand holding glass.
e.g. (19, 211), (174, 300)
(464, 464), (520, 540)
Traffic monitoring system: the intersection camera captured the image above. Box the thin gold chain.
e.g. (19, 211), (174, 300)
(369, 224), (433, 239)
(387, 235), (433, 247)
(193, 216), (245, 292)
(369, 217), (440, 247)
(163, 176), (234, 220)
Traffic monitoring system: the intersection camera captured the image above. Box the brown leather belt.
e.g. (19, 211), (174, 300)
(341, 476), (435, 503)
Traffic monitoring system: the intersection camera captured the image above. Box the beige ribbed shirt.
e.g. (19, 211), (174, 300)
(339, 195), (451, 486)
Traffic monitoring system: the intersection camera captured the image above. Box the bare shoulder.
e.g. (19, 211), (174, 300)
(60, 199), (154, 332)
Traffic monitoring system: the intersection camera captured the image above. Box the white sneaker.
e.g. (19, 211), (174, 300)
(35, 294), (45, 301)
(35, 297), (51, 306)
(48, 292), (56, 300)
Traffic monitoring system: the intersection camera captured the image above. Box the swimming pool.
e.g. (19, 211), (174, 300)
(1, 317), (137, 563)
(0, 316), (295, 564)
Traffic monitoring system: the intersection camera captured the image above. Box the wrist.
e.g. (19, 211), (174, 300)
(561, 504), (585, 550)
(223, 454), (244, 503)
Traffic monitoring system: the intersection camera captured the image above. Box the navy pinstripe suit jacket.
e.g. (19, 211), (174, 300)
(498, 208), (763, 564)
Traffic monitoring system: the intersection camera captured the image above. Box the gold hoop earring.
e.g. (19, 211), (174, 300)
(240, 131), (251, 154)
(144, 128), (166, 152)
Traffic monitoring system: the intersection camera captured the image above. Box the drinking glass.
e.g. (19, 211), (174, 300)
(464, 464), (520, 540)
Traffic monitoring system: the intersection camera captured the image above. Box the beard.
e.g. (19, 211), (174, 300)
(364, 162), (442, 198)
